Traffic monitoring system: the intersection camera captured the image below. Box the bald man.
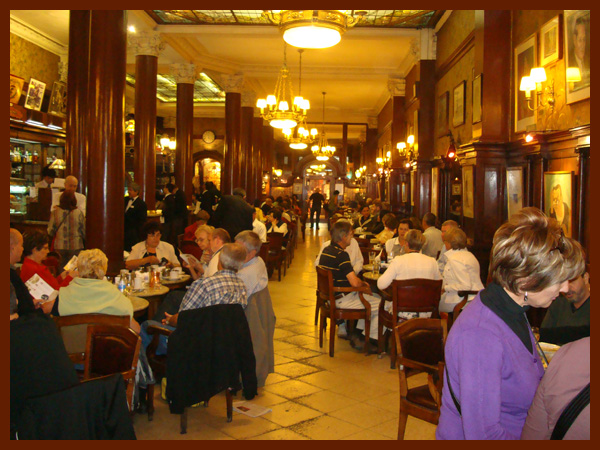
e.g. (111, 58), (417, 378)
(51, 175), (86, 215)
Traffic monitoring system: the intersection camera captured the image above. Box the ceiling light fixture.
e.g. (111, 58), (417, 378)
(256, 44), (309, 129)
(311, 92), (336, 161)
(282, 49), (318, 150)
(263, 10), (366, 49)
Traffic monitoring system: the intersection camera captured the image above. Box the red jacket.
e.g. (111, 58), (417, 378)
(19, 257), (72, 291)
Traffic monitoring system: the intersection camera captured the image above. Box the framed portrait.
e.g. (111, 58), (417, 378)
(452, 81), (465, 127)
(564, 10), (590, 104)
(48, 81), (67, 117)
(540, 15), (561, 66)
(292, 182), (302, 195)
(514, 34), (537, 133)
(462, 165), (474, 218)
(437, 91), (449, 137)
(472, 74), (482, 124)
(24, 78), (46, 111)
(544, 171), (574, 237)
(431, 167), (439, 216)
(410, 170), (416, 206)
(413, 109), (419, 144)
(401, 182), (407, 203)
(506, 167), (524, 218)
(452, 183), (461, 196)
(10, 74), (25, 105)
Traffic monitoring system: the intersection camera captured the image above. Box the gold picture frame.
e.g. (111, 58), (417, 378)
(564, 10), (590, 104)
(10, 74), (24, 105)
(24, 78), (46, 111)
(48, 81), (67, 117)
(540, 15), (561, 66)
(462, 165), (474, 218)
(514, 34), (537, 132)
(544, 171), (574, 237)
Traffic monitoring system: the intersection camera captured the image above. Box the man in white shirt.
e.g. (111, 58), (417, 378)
(421, 212), (443, 258)
(51, 175), (86, 216)
(437, 219), (459, 273)
(35, 166), (56, 189)
(205, 228), (231, 278)
(377, 218), (413, 261)
(252, 210), (268, 243)
(235, 230), (269, 299)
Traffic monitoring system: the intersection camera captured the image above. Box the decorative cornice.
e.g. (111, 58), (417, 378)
(387, 78), (406, 97)
(217, 73), (245, 93)
(10, 15), (67, 58)
(128, 30), (164, 57)
(241, 90), (257, 108)
(367, 116), (378, 129)
(58, 60), (68, 83)
(170, 63), (197, 84)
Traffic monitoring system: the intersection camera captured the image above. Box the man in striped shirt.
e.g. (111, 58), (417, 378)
(318, 221), (381, 351)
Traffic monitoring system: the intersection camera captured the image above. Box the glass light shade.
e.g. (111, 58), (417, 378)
(405, 162), (411, 168)
(386, 151), (391, 158)
(529, 67), (547, 84)
(256, 98), (267, 109)
(520, 76), (536, 92)
(266, 95), (277, 106)
(283, 26), (342, 49)
(278, 101), (289, 111)
(290, 142), (308, 150)
(397, 142), (406, 150)
(270, 118), (297, 129)
(566, 67), (582, 82)
(376, 157), (383, 164)
(282, 128), (292, 137)
(293, 96), (303, 107)
(160, 136), (171, 148)
(302, 99), (310, 110)
(407, 135), (415, 145)
(316, 155), (329, 161)
(310, 128), (318, 136)
(168, 140), (176, 150)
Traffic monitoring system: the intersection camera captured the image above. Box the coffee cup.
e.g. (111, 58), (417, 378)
(170, 268), (181, 280)
(134, 276), (143, 290)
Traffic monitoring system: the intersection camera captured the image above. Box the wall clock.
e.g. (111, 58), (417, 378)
(202, 130), (216, 144)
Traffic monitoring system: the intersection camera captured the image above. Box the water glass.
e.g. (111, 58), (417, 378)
(369, 251), (376, 265)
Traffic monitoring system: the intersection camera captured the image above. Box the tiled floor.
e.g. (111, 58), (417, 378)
(133, 226), (437, 440)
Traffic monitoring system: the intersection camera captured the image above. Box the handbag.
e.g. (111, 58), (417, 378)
(49, 210), (72, 251)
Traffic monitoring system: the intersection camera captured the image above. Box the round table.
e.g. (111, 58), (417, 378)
(131, 285), (169, 319)
(127, 295), (149, 319)
(160, 273), (192, 291)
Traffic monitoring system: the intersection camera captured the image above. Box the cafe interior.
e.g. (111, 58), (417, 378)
(10, 10), (590, 440)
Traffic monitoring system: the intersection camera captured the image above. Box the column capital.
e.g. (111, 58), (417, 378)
(128, 30), (164, 57)
(58, 59), (68, 83)
(218, 72), (245, 93)
(171, 63), (197, 84)
(367, 116), (378, 130)
(388, 78), (406, 97)
(241, 90), (257, 108)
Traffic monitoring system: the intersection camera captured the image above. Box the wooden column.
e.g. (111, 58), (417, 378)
(240, 100), (255, 194)
(85, 10), (126, 273)
(340, 123), (348, 175)
(250, 117), (263, 203)
(261, 125), (274, 196)
(172, 64), (196, 204)
(220, 73), (244, 196)
(66, 10), (90, 195)
(129, 31), (163, 210)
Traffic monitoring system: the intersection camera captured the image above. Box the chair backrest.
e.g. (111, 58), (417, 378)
(177, 233), (184, 249)
(259, 241), (269, 262)
(53, 314), (130, 363)
(180, 239), (203, 261)
(394, 318), (447, 369)
(360, 246), (373, 265)
(267, 232), (284, 250)
(392, 278), (443, 314)
(315, 266), (335, 305)
(354, 237), (371, 247)
(83, 323), (141, 380)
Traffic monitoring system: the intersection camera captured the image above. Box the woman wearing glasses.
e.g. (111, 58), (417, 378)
(436, 207), (585, 440)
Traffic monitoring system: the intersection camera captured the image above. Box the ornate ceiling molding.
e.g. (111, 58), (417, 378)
(10, 15), (67, 58)
(217, 72), (245, 93)
(387, 78), (406, 97)
(170, 63), (197, 84)
(128, 30), (165, 57)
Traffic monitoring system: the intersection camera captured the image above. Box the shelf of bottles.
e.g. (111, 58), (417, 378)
(10, 140), (64, 181)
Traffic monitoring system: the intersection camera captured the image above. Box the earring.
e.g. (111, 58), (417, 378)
(524, 292), (528, 303)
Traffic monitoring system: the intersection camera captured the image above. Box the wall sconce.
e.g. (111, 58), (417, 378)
(566, 67), (582, 89)
(397, 134), (417, 168)
(519, 67), (554, 112)
(445, 131), (457, 159)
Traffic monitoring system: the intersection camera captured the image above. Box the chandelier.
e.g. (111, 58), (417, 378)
(263, 10), (366, 49)
(282, 49), (318, 149)
(311, 92), (336, 161)
(256, 44), (309, 129)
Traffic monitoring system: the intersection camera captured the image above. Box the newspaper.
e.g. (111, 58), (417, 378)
(24, 273), (58, 303)
(232, 401), (272, 418)
(63, 255), (78, 272)
(179, 253), (200, 266)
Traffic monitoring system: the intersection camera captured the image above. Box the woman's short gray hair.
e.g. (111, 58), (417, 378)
(490, 207), (585, 294)
(219, 243), (247, 272)
(77, 249), (108, 279)
(406, 229), (426, 251)
(443, 227), (467, 250)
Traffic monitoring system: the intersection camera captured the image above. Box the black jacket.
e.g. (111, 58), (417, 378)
(210, 194), (254, 240)
(166, 304), (258, 414)
(10, 268), (37, 316)
(163, 190), (188, 223)
(124, 196), (147, 251)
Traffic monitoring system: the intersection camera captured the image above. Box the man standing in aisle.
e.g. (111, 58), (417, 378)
(124, 182), (147, 252)
(309, 188), (325, 230)
(162, 183), (188, 247)
(51, 175), (86, 216)
(211, 187), (254, 241)
(421, 212), (444, 259)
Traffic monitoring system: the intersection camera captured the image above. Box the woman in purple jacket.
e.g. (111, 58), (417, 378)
(436, 207), (585, 440)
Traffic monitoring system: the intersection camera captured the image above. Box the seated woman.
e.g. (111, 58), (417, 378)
(54, 249), (140, 333)
(266, 208), (288, 236)
(125, 221), (180, 270)
(439, 227), (484, 313)
(375, 214), (398, 245)
(20, 230), (76, 290)
(182, 225), (214, 281)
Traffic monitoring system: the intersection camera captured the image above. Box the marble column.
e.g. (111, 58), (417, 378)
(85, 10), (127, 273)
(172, 63), (196, 204)
(129, 30), (164, 210)
(220, 73), (244, 195)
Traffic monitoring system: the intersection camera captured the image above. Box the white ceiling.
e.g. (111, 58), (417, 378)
(11, 10), (426, 140)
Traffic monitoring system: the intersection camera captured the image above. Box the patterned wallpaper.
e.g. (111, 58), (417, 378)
(10, 33), (60, 89)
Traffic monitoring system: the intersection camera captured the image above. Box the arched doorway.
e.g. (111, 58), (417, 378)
(296, 154), (344, 207)
(193, 151), (223, 193)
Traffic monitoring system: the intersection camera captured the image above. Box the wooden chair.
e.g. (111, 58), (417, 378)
(266, 232), (285, 281)
(53, 314), (131, 366)
(83, 323), (141, 411)
(377, 279), (443, 368)
(43, 251), (62, 277)
(354, 236), (372, 248)
(394, 318), (447, 440)
(176, 233), (184, 249)
(144, 324), (174, 421)
(446, 290), (478, 330)
(316, 266), (372, 357)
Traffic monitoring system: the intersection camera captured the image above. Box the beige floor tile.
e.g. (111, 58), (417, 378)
(291, 415), (364, 440)
(250, 390), (290, 407)
(215, 415), (282, 440)
(328, 379), (395, 402)
(262, 401), (323, 427)
(329, 402), (398, 429)
(402, 416), (437, 440)
(273, 328), (297, 339)
(279, 334), (321, 349)
(274, 353), (295, 366)
(342, 429), (393, 440)
(274, 346), (324, 361)
(297, 371), (349, 390)
(248, 428), (310, 440)
(294, 390), (359, 413)
(263, 379), (323, 399)
(273, 339), (301, 352)
(363, 392), (400, 414)
(369, 418), (399, 439)
(274, 361), (322, 378)
(263, 373), (290, 386)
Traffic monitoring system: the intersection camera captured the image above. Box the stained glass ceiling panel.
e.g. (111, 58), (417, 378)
(126, 73), (225, 103)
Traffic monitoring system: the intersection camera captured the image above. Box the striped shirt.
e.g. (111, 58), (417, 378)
(47, 208), (85, 250)
(318, 242), (353, 288)
(179, 269), (247, 312)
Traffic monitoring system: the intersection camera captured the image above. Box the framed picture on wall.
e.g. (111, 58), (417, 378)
(24, 78), (46, 111)
(292, 182), (302, 195)
(506, 167), (524, 218)
(514, 34), (537, 132)
(544, 171), (574, 237)
(410, 170), (416, 206)
(540, 15), (561, 66)
(413, 109), (419, 144)
(452, 81), (466, 127)
(437, 91), (449, 137)
(431, 167), (439, 216)
(48, 81), (67, 117)
(472, 74), (482, 124)
(462, 165), (474, 218)
(10, 74), (24, 105)
(564, 10), (590, 104)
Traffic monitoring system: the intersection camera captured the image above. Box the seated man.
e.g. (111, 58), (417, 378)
(376, 218), (413, 261)
(318, 221), (380, 351)
(421, 212), (444, 259)
(183, 227), (230, 281)
(539, 266), (590, 346)
(314, 218), (363, 274)
(235, 231), (269, 299)
(377, 229), (442, 320)
(252, 210), (267, 243)
(183, 210), (210, 242)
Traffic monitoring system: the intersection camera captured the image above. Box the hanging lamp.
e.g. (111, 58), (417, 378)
(311, 92), (336, 161)
(282, 49), (318, 149)
(256, 44), (309, 129)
